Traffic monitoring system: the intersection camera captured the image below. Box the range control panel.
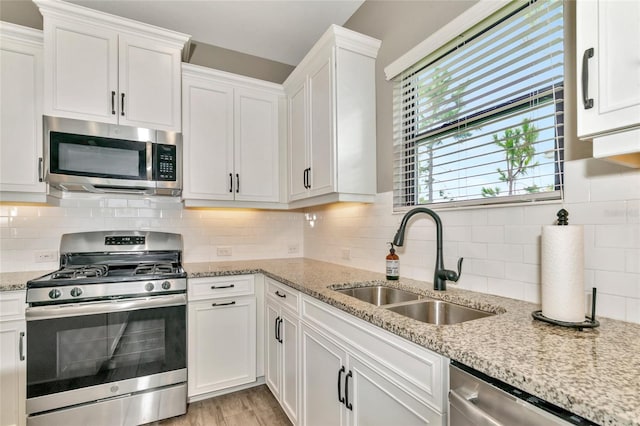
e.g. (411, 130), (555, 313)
(105, 236), (146, 245)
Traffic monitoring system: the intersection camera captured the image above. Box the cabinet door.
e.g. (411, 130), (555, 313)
(280, 309), (299, 424)
(43, 19), (118, 123)
(265, 301), (281, 399)
(118, 35), (182, 131)
(0, 320), (26, 426)
(187, 297), (256, 397)
(182, 77), (234, 201)
(308, 55), (335, 197)
(348, 356), (443, 426)
(288, 82), (308, 201)
(577, 1), (640, 137)
(234, 88), (280, 202)
(301, 324), (347, 426)
(0, 32), (45, 196)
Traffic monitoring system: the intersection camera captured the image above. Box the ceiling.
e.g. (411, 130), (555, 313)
(66, 0), (365, 66)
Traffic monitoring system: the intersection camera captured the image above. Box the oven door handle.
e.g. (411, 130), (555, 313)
(26, 294), (186, 320)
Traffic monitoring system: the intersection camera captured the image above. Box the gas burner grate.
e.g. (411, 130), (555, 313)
(52, 265), (109, 279)
(134, 263), (175, 276)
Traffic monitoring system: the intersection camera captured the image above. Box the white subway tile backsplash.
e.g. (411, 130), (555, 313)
(505, 262), (539, 284)
(303, 159), (640, 324)
(585, 247), (626, 272)
(626, 298), (640, 323)
(471, 226), (504, 243)
(0, 197), (304, 272)
(626, 250), (640, 273)
(487, 243), (524, 263)
(595, 293), (627, 321)
(571, 201), (628, 225)
(504, 225), (541, 245)
(596, 224), (640, 248)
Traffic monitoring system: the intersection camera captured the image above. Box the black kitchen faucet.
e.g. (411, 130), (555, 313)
(392, 207), (463, 291)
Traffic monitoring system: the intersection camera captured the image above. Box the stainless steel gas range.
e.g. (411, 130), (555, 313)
(25, 231), (188, 426)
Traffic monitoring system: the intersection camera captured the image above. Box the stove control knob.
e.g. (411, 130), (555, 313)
(162, 281), (171, 290)
(145, 282), (155, 292)
(48, 289), (61, 299)
(70, 287), (83, 297)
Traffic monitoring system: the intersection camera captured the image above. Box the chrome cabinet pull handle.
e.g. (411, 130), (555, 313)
(211, 301), (236, 307)
(582, 48), (594, 110)
(19, 332), (25, 361)
(210, 284), (235, 289)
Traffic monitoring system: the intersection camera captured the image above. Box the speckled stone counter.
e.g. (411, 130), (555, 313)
(0, 270), (47, 292)
(3, 259), (638, 425)
(186, 258), (640, 426)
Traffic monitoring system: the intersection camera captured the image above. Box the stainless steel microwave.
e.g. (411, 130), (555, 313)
(44, 116), (182, 196)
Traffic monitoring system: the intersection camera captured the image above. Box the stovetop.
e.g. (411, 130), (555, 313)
(26, 230), (187, 305)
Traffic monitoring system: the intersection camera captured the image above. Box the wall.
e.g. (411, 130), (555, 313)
(304, 159), (640, 324)
(0, 197), (304, 273)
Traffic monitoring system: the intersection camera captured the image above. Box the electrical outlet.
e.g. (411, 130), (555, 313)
(341, 248), (351, 260)
(35, 251), (57, 263)
(216, 246), (232, 256)
(287, 243), (299, 255)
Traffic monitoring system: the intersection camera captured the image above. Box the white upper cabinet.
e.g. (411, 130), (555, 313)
(182, 65), (285, 208)
(283, 25), (381, 208)
(0, 23), (46, 203)
(35, 0), (190, 132)
(577, 0), (640, 167)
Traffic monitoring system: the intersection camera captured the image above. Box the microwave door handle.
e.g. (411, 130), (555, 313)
(148, 142), (154, 181)
(85, 185), (155, 196)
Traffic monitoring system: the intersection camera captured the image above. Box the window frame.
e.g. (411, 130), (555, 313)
(387, 0), (568, 211)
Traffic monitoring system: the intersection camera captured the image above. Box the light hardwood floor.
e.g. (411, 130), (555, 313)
(155, 385), (292, 426)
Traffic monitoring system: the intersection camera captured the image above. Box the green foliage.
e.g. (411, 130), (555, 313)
(481, 187), (501, 197)
(483, 118), (539, 196)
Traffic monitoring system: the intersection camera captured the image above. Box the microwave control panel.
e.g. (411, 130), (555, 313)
(154, 144), (177, 181)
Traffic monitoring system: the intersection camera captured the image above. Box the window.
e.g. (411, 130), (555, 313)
(392, 0), (564, 209)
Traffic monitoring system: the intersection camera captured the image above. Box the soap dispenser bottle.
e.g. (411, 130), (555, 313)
(386, 242), (399, 280)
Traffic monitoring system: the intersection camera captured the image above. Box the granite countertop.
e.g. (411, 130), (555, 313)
(3, 258), (639, 425)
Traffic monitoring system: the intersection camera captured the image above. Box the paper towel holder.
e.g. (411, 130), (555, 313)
(532, 287), (600, 330)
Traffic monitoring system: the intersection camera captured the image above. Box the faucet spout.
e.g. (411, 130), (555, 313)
(393, 207), (463, 291)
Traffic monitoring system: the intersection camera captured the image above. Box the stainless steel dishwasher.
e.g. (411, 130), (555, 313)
(449, 362), (598, 426)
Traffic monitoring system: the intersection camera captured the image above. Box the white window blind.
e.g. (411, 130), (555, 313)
(393, 0), (564, 209)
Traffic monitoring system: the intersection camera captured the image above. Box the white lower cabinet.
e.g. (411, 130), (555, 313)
(187, 276), (257, 400)
(300, 295), (447, 426)
(0, 291), (27, 426)
(265, 278), (300, 424)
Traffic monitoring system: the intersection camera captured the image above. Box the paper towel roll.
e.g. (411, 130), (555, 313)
(541, 225), (585, 322)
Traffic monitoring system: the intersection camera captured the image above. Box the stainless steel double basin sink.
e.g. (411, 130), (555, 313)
(334, 285), (494, 325)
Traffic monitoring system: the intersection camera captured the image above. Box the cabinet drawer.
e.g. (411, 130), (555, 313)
(301, 295), (446, 412)
(188, 275), (254, 301)
(265, 278), (299, 313)
(0, 291), (26, 322)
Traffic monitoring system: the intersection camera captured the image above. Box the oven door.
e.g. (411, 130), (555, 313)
(25, 294), (186, 415)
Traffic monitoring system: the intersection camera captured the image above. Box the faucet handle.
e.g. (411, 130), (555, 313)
(441, 257), (464, 283)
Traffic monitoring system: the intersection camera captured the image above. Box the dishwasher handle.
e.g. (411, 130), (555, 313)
(449, 388), (504, 426)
